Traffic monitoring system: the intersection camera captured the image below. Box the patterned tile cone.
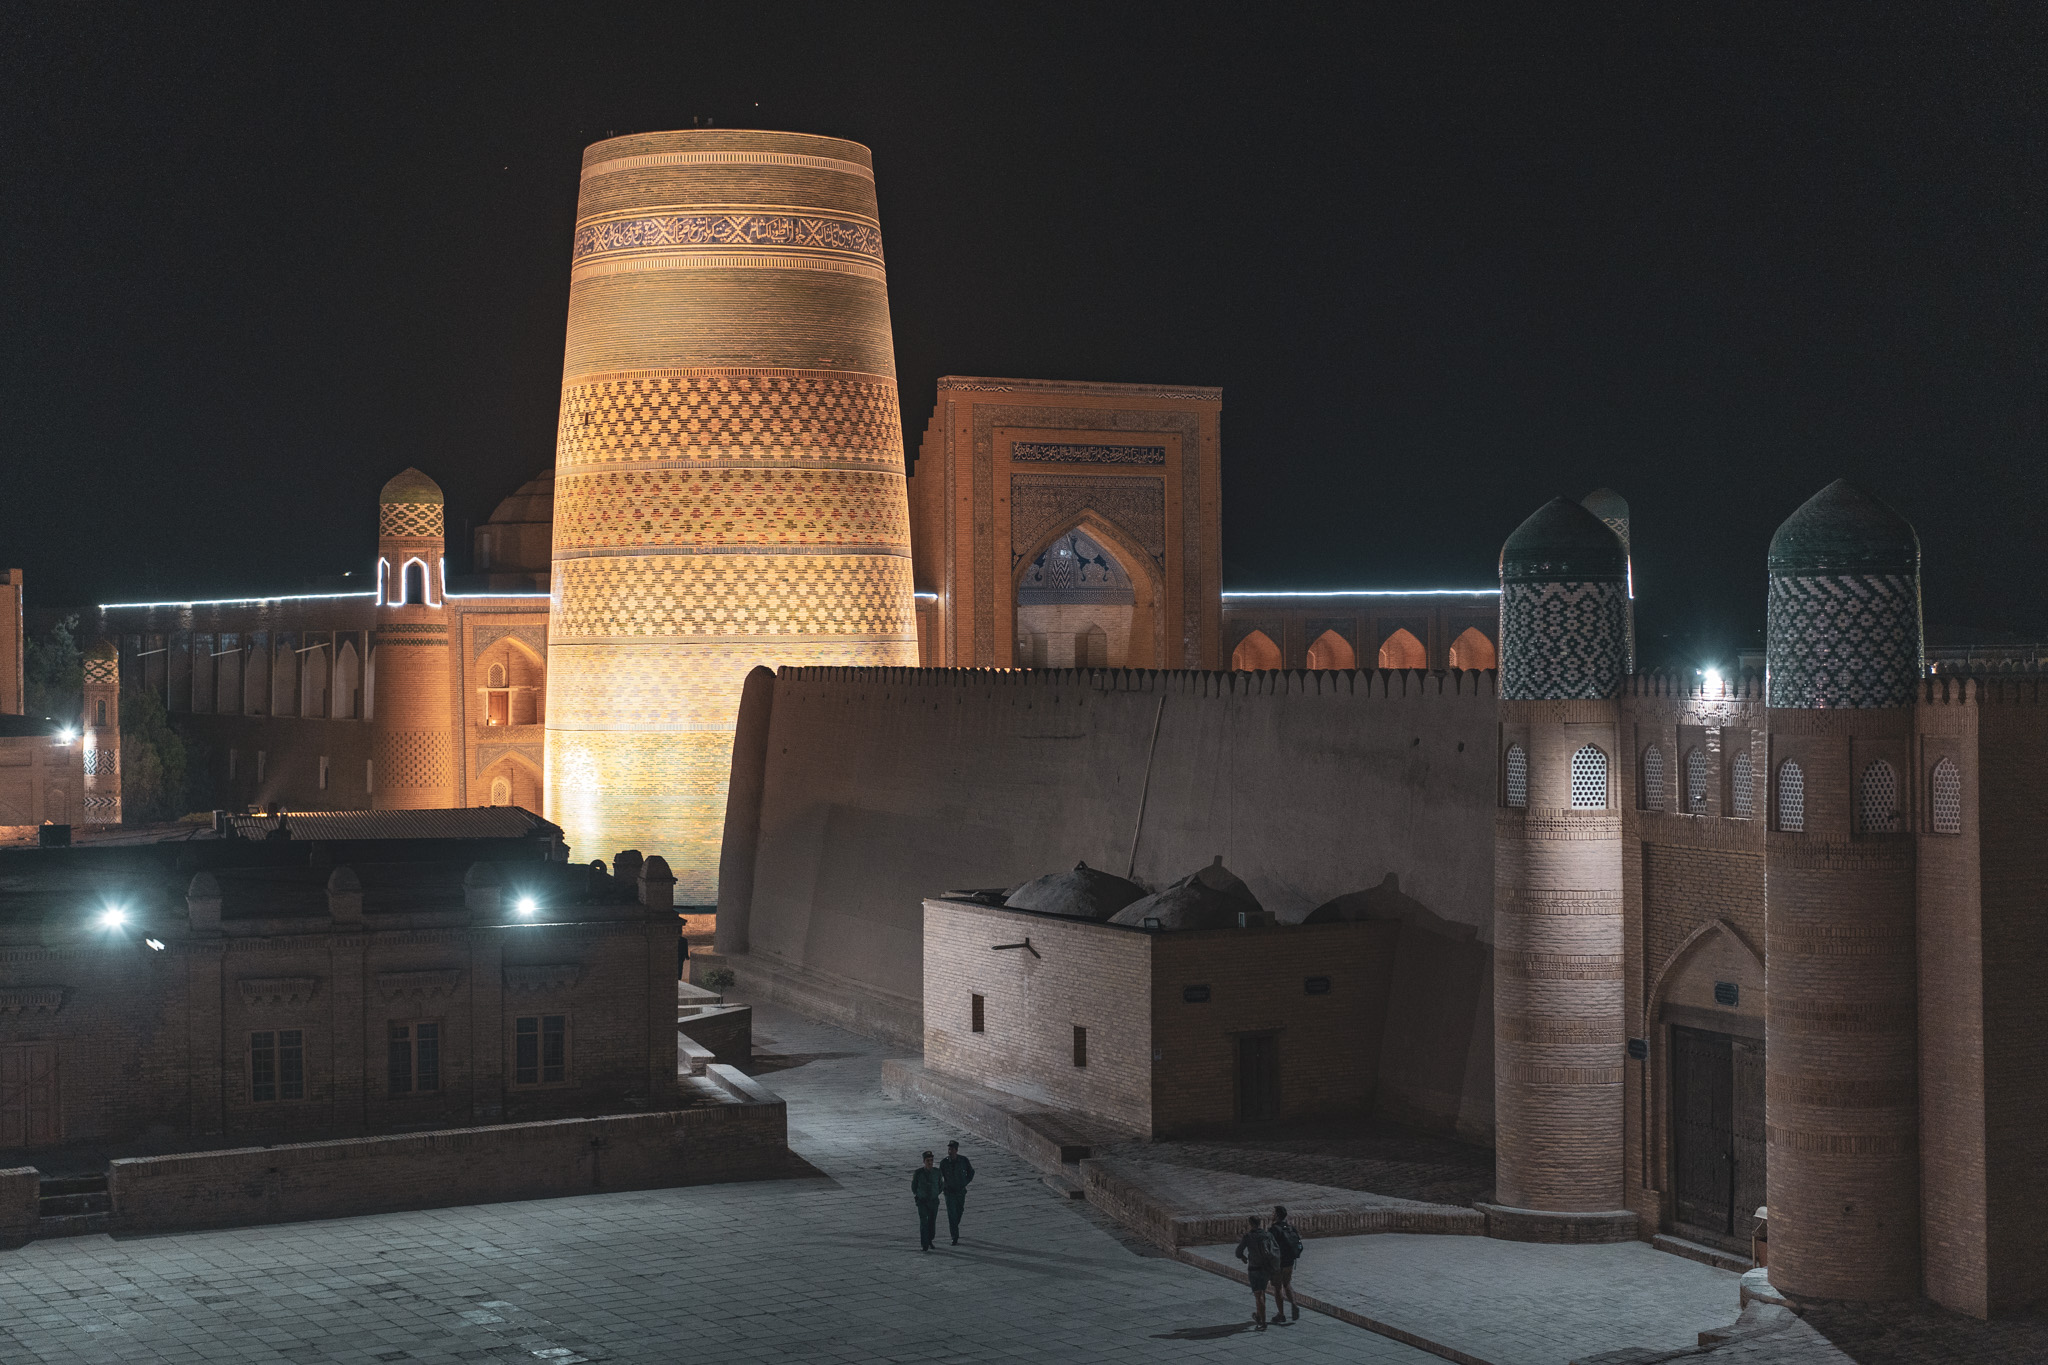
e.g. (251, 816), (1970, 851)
(545, 131), (919, 894)
(1764, 480), (1921, 1298)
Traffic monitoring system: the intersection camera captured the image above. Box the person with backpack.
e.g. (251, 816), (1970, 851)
(1270, 1205), (1303, 1322)
(1233, 1215), (1282, 1328)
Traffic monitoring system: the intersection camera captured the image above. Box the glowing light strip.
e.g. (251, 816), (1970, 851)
(1220, 589), (1498, 599)
(444, 593), (554, 600)
(913, 592), (939, 601)
(99, 592), (378, 609)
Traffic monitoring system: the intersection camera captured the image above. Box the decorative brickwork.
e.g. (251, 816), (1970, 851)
(379, 502), (445, 539)
(557, 372), (903, 469)
(553, 467), (909, 553)
(1500, 582), (1629, 701)
(572, 211), (884, 267)
(374, 730), (453, 791)
(1009, 442), (1167, 465)
(1766, 573), (1922, 708)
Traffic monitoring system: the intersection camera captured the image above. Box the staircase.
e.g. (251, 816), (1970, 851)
(38, 1173), (110, 1237)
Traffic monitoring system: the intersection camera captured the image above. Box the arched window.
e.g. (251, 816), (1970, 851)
(1570, 745), (1608, 809)
(1859, 759), (1899, 833)
(1641, 745), (1664, 811)
(490, 776), (511, 806)
(1931, 758), (1961, 835)
(402, 561), (427, 606)
(1447, 627), (1496, 671)
(1230, 630), (1282, 671)
(1077, 624), (1109, 668)
(488, 662), (507, 688)
(1731, 752), (1754, 818)
(299, 643), (328, 719)
(1504, 744), (1528, 808)
(94, 699), (107, 727)
(1377, 628), (1427, 670)
(1305, 629), (1356, 671)
(333, 641), (360, 721)
(1685, 748), (1709, 814)
(1777, 761), (1805, 832)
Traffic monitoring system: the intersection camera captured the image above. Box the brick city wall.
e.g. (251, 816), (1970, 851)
(0, 1166), (38, 1246)
(0, 734), (86, 828)
(732, 665), (1500, 1135)
(108, 1101), (786, 1232)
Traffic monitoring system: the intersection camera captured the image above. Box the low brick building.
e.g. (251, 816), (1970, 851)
(0, 827), (681, 1156)
(921, 896), (1397, 1137)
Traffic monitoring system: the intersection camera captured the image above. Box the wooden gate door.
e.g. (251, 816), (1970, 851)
(1235, 1034), (1280, 1120)
(0, 1043), (59, 1147)
(1671, 1026), (1734, 1234)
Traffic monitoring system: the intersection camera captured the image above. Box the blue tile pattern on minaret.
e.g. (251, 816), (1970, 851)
(1765, 480), (1922, 709)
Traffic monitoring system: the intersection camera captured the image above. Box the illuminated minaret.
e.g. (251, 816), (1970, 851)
(544, 130), (919, 893)
(371, 468), (456, 810)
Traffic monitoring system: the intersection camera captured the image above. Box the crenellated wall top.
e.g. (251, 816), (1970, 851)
(774, 664), (1498, 701)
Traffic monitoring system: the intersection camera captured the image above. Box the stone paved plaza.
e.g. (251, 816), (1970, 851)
(0, 1004), (1433, 1365)
(2, 1001), (2035, 1364)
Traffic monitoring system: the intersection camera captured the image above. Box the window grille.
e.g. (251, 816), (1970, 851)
(971, 994), (985, 1033)
(1570, 746), (1608, 809)
(488, 663), (507, 688)
(1073, 1025), (1088, 1068)
(1641, 746), (1664, 811)
(1731, 752), (1754, 818)
(388, 1022), (440, 1095)
(1859, 760), (1899, 833)
(1777, 761), (1805, 831)
(1686, 748), (1708, 814)
(1504, 745), (1528, 808)
(1931, 758), (1961, 835)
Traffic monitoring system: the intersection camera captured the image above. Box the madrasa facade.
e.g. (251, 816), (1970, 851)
(82, 130), (2045, 1316)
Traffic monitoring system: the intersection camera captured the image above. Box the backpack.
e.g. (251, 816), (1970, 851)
(1245, 1228), (1280, 1270)
(1273, 1222), (1303, 1262)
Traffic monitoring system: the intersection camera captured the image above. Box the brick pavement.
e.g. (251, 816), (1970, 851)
(0, 1002), (1434, 1365)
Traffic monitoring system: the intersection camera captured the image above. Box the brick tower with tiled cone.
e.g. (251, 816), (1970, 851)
(371, 468), (456, 810)
(1763, 479), (1923, 1299)
(1490, 496), (1635, 1234)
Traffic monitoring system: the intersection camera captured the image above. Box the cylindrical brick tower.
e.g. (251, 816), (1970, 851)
(371, 467), (456, 810)
(1580, 487), (1634, 672)
(1764, 478), (1922, 1299)
(81, 639), (120, 825)
(544, 130), (919, 893)
(1494, 496), (1631, 1214)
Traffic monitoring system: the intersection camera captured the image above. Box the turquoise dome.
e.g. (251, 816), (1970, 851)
(1768, 479), (1918, 577)
(1500, 497), (1627, 585)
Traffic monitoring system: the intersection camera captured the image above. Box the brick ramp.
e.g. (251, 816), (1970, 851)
(1081, 1154), (1482, 1250)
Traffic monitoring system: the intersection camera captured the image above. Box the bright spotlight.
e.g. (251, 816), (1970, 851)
(1702, 667), (1724, 694)
(57, 727), (76, 743)
(99, 907), (126, 930)
(516, 897), (538, 916)
(144, 938), (166, 951)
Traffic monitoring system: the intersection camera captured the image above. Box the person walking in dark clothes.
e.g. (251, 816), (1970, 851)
(1270, 1204), (1303, 1321)
(1234, 1215), (1282, 1328)
(938, 1140), (975, 1244)
(911, 1150), (944, 1251)
(677, 918), (690, 980)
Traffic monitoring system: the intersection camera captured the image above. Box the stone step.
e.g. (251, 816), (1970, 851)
(1041, 1170), (1085, 1200)
(37, 1175), (107, 1198)
(37, 1212), (109, 1238)
(38, 1192), (111, 1217)
(1652, 1231), (1754, 1273)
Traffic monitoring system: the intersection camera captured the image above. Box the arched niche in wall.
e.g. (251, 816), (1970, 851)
(1378, 628), (1428, 670)
(475, 634), (546, 726)
(1306, 629), (1356, 670)
(1230, 629), (1282, 671)
(477, 751), (542, 811)
(1011, 520), (1157, 669)
(1448, 626), (1496, 671)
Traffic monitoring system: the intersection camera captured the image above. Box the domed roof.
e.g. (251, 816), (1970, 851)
(1107, 860), (1261, 931)
(1580, 488), (1629, 525)
(1768, 479), (1919, 576)
(84, 637), (116, 661)
(380, 467), (444, 506)
(1500, 497), (1627, 584)
(1004, 862), (1147, 920)
(488, 470), (554, 524)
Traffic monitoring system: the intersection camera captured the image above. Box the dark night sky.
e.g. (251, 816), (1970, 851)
(4, 7), (2042, 668)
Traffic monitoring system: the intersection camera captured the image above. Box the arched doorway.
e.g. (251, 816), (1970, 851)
(1015, 526), (1153, 668)
(1447, 627), (1496, 670)
(1378, 628), (1427, 670)
(1305, 629), (1356, 670)
(1231, 630), (1282, 671)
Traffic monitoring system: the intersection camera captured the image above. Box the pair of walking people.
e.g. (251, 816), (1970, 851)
(1233, 1206), (1303, 1328)
(910, 1141), (975, 1251)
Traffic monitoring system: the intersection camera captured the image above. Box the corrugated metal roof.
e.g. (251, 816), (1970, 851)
(222, 807), (562, 842)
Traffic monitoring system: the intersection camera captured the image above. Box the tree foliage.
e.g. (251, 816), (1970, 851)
(24, 614), (82, 725)
(120, 690), (190, 824)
